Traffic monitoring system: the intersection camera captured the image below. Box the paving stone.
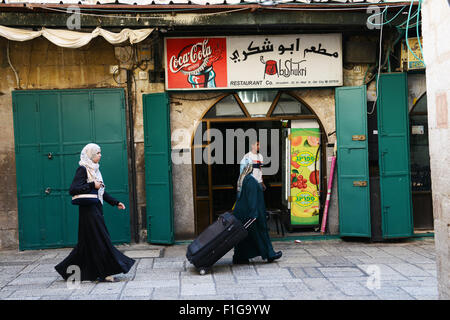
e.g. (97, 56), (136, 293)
(388, 263), (431, 277)
(180, 282), (216, 296)
(68, 294), (120, 300)
(331, 282), (374, 296)
(120, 287), (153, 297)
(133, 270), (180, 281)
(216, 284), (259, 295)
(400, 285), (439, 297)
(233, 293), (266, 300)
(278, 257), (321, 268)
(0, 240), (438, 300)
(288, 267), (307, 279)
(90, 282), (126, 295)
(368, 286), (413, 300)
(413, 295), (439, 300)
(255, 267), (293, 279)
(302, 267), (325, 278)
(125, 279), (180, 289)
(318, 267), (365, 278)
(7, 275), (56, 286)
(122, 249), (161, 259)
(304, 248), (329, 257)
(259, 285), (291, 298)
(303, 278), (337, 292)
(316, 256), (355, 267)
(151, 286), (180, 299)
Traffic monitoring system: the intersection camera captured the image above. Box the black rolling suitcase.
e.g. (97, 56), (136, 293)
(186, 212), (255, 275)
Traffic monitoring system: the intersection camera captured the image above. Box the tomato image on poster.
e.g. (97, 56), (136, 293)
(165, 37), (227, 89)
(290, 128), (321, 225)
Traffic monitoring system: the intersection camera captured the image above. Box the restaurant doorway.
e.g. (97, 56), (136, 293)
(191, 90), (328, 236)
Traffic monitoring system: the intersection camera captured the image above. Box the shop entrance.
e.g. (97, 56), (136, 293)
(409, 93), (434, 231)
(191, 91), (327, 236)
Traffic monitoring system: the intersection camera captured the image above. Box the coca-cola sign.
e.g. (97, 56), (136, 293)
(165, 37), (227, 89)
(165, 34), (342, 90)
(169, 39), (213, 75)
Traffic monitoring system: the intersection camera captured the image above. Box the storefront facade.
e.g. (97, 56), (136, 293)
(0, 1), (431, 250)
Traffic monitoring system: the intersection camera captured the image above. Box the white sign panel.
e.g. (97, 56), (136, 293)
(227, 34), (342, 89)
(164, 33), (343, 90)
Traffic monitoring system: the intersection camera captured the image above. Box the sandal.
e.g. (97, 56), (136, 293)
(97, 276), (119, 283)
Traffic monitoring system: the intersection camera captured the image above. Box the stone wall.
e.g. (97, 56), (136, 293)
(421, 0), (450, 300)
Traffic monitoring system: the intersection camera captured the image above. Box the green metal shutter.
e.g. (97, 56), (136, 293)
(377, 73), (413, 238)
(143, 93), (174, 244)
(335, 86), (371, 237)
(13, 89), (130, 250)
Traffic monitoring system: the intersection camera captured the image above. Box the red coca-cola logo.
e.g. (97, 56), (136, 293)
(169, 39), (210, 75)
(169, 39), (223, 75)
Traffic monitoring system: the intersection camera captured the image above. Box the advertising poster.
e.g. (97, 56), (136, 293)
(289, 128), (320, 225)
(165, 34), (342, 90)
(401, 37), (425, 70)
(165, 37), (228, 89)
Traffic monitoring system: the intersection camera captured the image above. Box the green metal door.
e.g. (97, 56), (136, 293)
(335, 86), (371, 237)
(13, 89), (130, 250)
(378, 73), (413, 238)
(143, 93), (174, 244)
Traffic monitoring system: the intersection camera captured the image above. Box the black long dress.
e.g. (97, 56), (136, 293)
(55, 166), (135, 281)
(232, 175), (277, 261)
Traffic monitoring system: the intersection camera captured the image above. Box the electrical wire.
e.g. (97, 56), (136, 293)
(405, 0), (425, 66)
(367, 5), (406, 27)
(368, 7), (384, 116)
(40, 5), (249, 19)
(6, 40), (20, 89)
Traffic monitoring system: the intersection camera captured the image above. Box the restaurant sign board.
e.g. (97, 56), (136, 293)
(164, 34), (343, 91)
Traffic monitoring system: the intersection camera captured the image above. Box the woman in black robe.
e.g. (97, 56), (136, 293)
(232, 162), (282, 264)
(55, 143), (135, 282)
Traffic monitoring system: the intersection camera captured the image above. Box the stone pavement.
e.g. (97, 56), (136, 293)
(0, 238), (438, 300)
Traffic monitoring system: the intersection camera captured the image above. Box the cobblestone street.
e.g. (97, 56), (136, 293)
(0, 238), (438, 300)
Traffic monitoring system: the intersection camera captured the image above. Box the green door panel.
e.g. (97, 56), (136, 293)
(143, 93), (174, 244)
(335, 86), (371, 237)
(378, 73), (413, 238)
(13, 89), (130, 250)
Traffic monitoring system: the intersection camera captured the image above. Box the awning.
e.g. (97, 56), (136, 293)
(0, 25), (154, 48)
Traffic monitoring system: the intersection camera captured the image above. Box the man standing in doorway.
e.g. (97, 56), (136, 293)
(240, 141), (266, 191)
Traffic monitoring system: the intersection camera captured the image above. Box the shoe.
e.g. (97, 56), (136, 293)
(232, 257), (249, 265)
(97, 276), (119, 283)
(267, 251), (282, 263)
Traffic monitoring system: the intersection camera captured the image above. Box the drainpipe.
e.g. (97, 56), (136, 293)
(126, 69), (139, 243)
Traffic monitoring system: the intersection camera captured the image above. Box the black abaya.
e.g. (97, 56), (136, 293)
(232, 175), (277, 261)
(55, 166), (135, 281)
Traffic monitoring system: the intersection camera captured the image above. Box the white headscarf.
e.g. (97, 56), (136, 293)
(236, 157), (254, 200)
(79, 143), (105, 204)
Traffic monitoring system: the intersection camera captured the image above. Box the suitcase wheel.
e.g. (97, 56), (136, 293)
(198, 268), (209, 275)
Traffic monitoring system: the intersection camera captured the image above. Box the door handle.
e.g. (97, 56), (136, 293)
(352, 135), (366, 141)
(353, 181), (367, 187)
(44, 187), (66, 195)
(383, 206), (391, 214)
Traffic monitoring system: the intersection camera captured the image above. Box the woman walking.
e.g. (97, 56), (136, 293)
(232, 159), (282, 264)
(55, 143), (135, 282)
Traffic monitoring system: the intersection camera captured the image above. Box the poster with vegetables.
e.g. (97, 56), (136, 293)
(290, 128), (320, 225)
